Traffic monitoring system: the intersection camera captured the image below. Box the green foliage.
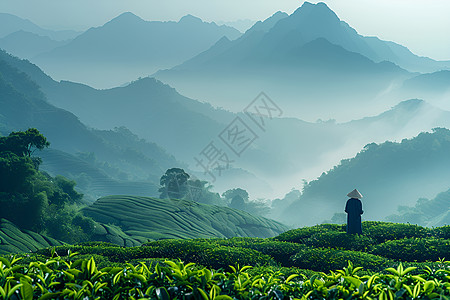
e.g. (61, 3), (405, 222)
(0, 152), (36, 193)
(291, 247), (391, 272)
(0, 219), (64, 255)
(82, 195), (288, 243)
(304, 231), (375, 251)
(1, 255), (450, 299)
(0, 128), (49, 158)
(0, 129), (94, 243)
(223, 188), (249, 202)
(362, 221), (430, 243)
(159, 167), (190, 199)
(431, 225), (450, 239)
(274, 223), (345, 243)
(371, 238), (450, 262)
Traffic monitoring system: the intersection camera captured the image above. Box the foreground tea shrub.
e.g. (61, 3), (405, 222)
(291, 247), (391, 272)
(431, 225), (450, 239)
(274, 224), (345, 243)
(193, 237), (307, 266)
(371, 238), (450, 262)
(304, 231), (375, 251)
(1, 255), (450, 299)
(362, 221), (430, 243)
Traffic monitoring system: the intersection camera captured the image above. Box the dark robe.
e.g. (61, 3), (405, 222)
(345, 198), (363, 234)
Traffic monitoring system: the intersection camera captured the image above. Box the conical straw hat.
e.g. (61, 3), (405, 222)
(347, 189), (363, 199)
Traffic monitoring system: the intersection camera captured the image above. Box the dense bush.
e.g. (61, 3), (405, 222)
(274, 223), (345, 243)
(371, 238), (450, 262)
(362, 221), (430, 243)
(37, 239), (275, 270)
(291, 247), (391, 272)
(304, 231), (375, 251)
(2, 255), (449, 299)
(0, 129), (98, 244)
(189, 237), (307, 266)
(431, 225), (450, 239)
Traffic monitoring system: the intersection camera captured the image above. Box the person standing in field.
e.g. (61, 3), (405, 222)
(345, 189), (363, 234)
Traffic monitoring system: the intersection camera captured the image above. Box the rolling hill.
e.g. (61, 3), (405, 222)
(0, 219), (64, 254)
(32, 13), (241, 88)
(0, 50), (183, 201)
(387, 186), (450, 227)
(0, 12), (79, 40)
(4, 47), (450, 200)
(82, 195), (289, 243)
(279, 128), (450, 227)
(0, 30), (69, 59)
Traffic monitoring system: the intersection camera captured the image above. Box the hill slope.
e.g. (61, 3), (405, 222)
(281, 128), (450, 226)
(154, 3), (414, 120)
(0, 30), (69, 59)
(0, 219), (64, 254)
(0, 13), (79, 40)
(82, 196), (289, 241)
(32, 13), (241, 88)
(0, 50), (181, 201)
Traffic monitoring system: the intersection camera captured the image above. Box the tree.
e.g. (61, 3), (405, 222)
(0, 129), (94, 242)
(159, 168), (190, 199)
(184, 178), (222, 205)
(0, 128), (50, 158)
(223, 188), (249, 210)
(222, 188), (249, 203)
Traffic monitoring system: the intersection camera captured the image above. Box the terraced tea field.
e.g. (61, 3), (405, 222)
(0, 219), (64, 254)
(83, 195), (289, 245)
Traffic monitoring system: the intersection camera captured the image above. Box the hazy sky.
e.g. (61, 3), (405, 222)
(2, 0), (450, 60)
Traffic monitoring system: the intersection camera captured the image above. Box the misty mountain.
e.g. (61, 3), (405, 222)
(32, 13), (242, 88)
(0, 30), (70, 59)
(34, 71), (450, 199)
(155, 2), (418, 120)
(245, 11), (288, 34)
(5, 46), (450, 200)
(0, 13), (80, 40)
(387, 187), (450, 227)
(401, 70), (450, 95)
(0, 50), (182, 201)
(281, 128), (450, 227)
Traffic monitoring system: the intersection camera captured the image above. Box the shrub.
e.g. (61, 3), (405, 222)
(274, 224), (345, 243)
(192, 237), (306, 266)
(304, 231), (375, 251)
(431, 225), (450, 239)
(291, 247), (390, 272)
(371, 238), (450, 262)
(362, 222), (430, 243)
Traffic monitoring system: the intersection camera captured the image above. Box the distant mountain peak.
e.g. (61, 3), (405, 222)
(247, 11), (288, 33)
(393, 99), (425, 110)
(179, 14), (203, 24)
(107, 12), (145, 25)
(291, 1), (340, 22)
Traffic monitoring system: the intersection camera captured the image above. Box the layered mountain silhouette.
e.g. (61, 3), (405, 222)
(31, 13), (241, 88)
(0, 30), (69, 59)
(155, 2), (450, 121)
(0, 13), (79, 40)
(280, 128), (450, 227)
(0, 50), (183, 201)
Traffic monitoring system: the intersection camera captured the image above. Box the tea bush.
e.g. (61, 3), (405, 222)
(304, 231), (375, 251)
(1, 255), (450, 299)
(362, 221), (430, 243)
(431, 225), (450, 239)
(291, 247), (391, 272)
(192, 237), (307, 266)
(371, 238), (450, 262)
(274, 223), (345, 243)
